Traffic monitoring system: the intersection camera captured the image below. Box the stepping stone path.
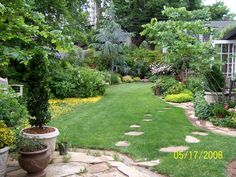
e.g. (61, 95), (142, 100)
(7, 149), (164, 177)
(185, 135), (200, 143)
(130, 124), (140, 128)
(144, 114), (152, 117)
(160, 146), (189, 152)
(125, 131), (144, 136)
(133, 160), (160, 167)
(115, 141), (130, 147)
(191, 131), (208, 136)
(143, 119), (152, 122)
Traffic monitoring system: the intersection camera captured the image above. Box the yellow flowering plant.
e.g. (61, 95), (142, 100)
(0, 121), (15, 149)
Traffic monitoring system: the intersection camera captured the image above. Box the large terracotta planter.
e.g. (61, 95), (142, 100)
(18, 146), (50, 177)
(20, 126), (59, 160)
(0, 147), (9, 177)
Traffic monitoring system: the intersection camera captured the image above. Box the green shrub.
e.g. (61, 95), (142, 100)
(165, 83), (185, 95)
(49, 66), (107, 98)
(0, 88), (29, 128)
(73, 67), (106, 98)
(133, 77), (141, 82)
(111, 73), (122, 85)
(212, 103), (229, 118)
(155, 76), (177, 95)
(148, 75), (158, 83)
(186, 76), (203, 93)
(100, 71), (112, 85)
(210, 114), (236, 128)
(204, 65), (225, 92)
(194, 92), (212, 120)
(122, 75), (134, 83)
(164, 90), (193, 103)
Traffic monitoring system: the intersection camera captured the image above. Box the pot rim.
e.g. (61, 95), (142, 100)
(0, 146), (9, 154)
(19, 145), (49, 155)
(20, 126), (59, 139)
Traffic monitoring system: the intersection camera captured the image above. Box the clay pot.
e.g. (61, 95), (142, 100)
(20, 126), (59, 161)
(18, 146), (50, 177)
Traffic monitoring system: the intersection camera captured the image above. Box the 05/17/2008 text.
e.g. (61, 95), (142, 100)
(173, 151), (223, 160)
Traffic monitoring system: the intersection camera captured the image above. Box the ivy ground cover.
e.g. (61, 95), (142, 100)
(50, 83), (236, 177)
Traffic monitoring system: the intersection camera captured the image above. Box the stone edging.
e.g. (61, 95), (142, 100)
(167, 102), (236, 137)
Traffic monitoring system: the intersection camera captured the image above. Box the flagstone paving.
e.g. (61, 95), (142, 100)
(6, 149), (165, 177)
(185, 135), (200, 143)
(142, 119), (152, 122)
(130, 124), (140, 128)
(115, 141), (130, 147)
(160, 146), (189, 153)
(124, 131), (144, 136)
(191, 131), (208, 136)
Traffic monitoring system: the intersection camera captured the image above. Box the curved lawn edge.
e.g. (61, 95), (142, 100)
(50, 83), (236, 177)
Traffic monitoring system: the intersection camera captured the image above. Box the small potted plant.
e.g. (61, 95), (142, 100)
(18, 137), (50, 177)
(0, 121), (15, 177)
(58, 133), (68, 155)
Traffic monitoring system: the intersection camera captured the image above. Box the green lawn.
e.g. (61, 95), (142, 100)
(50, 83), (236, 177)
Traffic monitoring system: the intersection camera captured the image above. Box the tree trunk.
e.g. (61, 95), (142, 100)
(131, 34), (145, 47)
(95, 0), (102, 29)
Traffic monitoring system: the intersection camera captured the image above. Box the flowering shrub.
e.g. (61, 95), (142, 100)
(49, 97), (102, 118)
(150, 63), (172, 75)
(0, 121), (15, 148)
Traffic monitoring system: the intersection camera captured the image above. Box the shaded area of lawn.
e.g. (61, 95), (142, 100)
(50, 83), (236, 177)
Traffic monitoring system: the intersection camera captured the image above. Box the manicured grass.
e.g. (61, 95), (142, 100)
(50, 83), (236, 177)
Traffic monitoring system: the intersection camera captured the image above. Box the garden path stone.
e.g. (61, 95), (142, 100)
(115, 141), (130, 147)
(191, 131), (208, 136)
(130, 124), (140, 128)
(144, 114), (152, 117)
(125, 131), (144, 136)
(7, 149), (165, 177)
(160, 146), (189, 152)
(185, 135), (200, 143)
(133, 160), (160, 167)
(143, 119), (152, 122)
(46, 162), (86, 177)
(108, 161), (150, 177)
(87, 163), (110, 173)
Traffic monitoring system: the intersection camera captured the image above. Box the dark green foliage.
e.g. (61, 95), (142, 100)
(186, 76), (203, 93)
(155, 76), (177, 95)
(204, 65), (225, 92)
(123, 48), (162, 77)
(0, 89), (29, 127)
(194, 92), (212, 120)
(205, 1), (235, 20)
(27, 54), (51, 128)
(17, 137), (47, 152)
(212, 103), (229, 118)
(148, 75), (158, 83)
(110, 73), (121, 85)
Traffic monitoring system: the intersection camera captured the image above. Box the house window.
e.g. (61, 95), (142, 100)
(213, 40), (236, 83)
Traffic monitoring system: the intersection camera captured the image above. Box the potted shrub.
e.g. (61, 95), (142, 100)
(18, 138), (50, 177)
(20, 56), (59, 160)
(0, 121), (15, 177)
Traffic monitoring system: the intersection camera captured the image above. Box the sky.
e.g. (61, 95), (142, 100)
(203, 0), (236, 15)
